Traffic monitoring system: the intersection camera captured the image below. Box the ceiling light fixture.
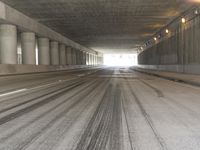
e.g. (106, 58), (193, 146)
(154, 37), (157, 41)
(194, 9), (199, 15)
(165, 29), (169, 34)
(181, 17), (186, 23)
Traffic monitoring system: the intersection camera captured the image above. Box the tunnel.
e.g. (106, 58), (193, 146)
(0, 0), (200, 150)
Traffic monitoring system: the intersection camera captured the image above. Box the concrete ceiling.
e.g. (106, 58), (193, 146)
(0, 0), (193, 53)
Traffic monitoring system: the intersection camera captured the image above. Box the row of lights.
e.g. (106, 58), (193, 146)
(139, 8), (200, 51)
(153, 17), (186, 42)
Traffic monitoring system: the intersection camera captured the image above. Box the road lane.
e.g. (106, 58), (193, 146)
(0, 67), (200, 150)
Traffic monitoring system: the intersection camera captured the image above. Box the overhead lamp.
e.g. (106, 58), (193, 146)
(195, 9), (199, 15)
(181, 17), (186, 24)
(154, 37), (157, 41)
(158, 34), (161, 39)
(165, 29), (169, 34)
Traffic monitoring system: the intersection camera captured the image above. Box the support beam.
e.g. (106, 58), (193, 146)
(21, 32), (36, 65)
(0, 24), (17, 64)
(50, 41), (59, 65)
(38, 38), (50, 65)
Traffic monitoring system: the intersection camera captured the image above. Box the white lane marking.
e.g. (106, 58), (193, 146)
(77, 74), (85, 77)
(0, 78), (76, 98)
(0, 73), (83, 98)
(0, 89), (27, 97)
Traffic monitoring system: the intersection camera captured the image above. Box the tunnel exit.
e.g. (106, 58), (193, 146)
(103, 54), (138, 66)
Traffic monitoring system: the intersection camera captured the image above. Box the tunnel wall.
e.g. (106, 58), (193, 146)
(138, 14), (200, 74)
(0, 64), (95, 76)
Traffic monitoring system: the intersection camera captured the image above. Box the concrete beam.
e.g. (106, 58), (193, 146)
(0, 1), (96, 54)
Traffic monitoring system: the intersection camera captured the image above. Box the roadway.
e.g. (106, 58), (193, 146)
(0, 67), (200, 150)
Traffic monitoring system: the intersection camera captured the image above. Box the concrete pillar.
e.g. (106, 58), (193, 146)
(71, 49), (74, 65)
(74, 49), (78, 65)
(21, 32), (36, 65)
(86, 53), (88, 65)
(76, 50), (79, 65)
(66, 47), (72, 65)
(38, 38), (50, 65)
(76, 49), (79, 65)
(72, 48), (77, 65)
(83, 52), (86, 65)
(71, 48), (74, 65)
(80, 51), (83, 65)
(78, 51), (81, 65)
(0, 24), (17, 64)
(95, 55), (97, 65)
(89, 54), (91, 65)
(50, 41), (59, 65)
(94, 55), (96, 65)
(91, 54), (94, 65)
(59, 44), (66, 65)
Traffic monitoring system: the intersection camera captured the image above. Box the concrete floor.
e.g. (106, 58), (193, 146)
(0, 67), (200, 150)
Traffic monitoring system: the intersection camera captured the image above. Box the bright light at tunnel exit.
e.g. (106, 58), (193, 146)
(103, 54), (138, 66)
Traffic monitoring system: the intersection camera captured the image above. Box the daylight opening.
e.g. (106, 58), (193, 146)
(103, 54), (138, 66)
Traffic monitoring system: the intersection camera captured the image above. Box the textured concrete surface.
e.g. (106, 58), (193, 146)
(138, 7), (200, 73)
(134, 67), (200, 86)
(138, 64), (200, 74)
(0, 64), (95, 76)
(0, 0), (192, 53)
(0, 67), (200, 149)
(0, 1), (97, 54)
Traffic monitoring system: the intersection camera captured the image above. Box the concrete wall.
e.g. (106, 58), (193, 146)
(0, 64), (93, 76)
(138, 12), (200, 74)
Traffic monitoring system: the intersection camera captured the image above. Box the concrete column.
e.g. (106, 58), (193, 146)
(94, 55), (96, 65)
(76, 50), (79, 65)
(72, 48), (77, 65)
(59, 44), (66, 65)
(89, 54), (91, 65)
(66, 47), (72, 65)
(86, 53), (88, 65)
(71, 49), (74, 65)
(80, 51), (83, 65)
(75, 49), (79, 65)
(21, 32), (36, 65)
(83, 52), (86, 65)
(0, 24), (17, 64)
(78, 50), (81, 65)
(74, 49), (78, 65)
(78, 51), (81, 65)
(50, 41), (59, 65)
(38, 38), (50, 65)
(71, 48), (74, 65)
(91, 54), (94, 65)
(95, 55), (97, 65)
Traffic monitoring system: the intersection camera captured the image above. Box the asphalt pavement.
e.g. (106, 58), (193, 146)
(0, 67), (200, 150)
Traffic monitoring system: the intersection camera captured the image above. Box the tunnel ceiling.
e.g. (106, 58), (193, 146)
(0, 0), (192, 53)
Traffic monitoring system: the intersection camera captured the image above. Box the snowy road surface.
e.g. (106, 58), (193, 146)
(0, 67), (200, 150)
